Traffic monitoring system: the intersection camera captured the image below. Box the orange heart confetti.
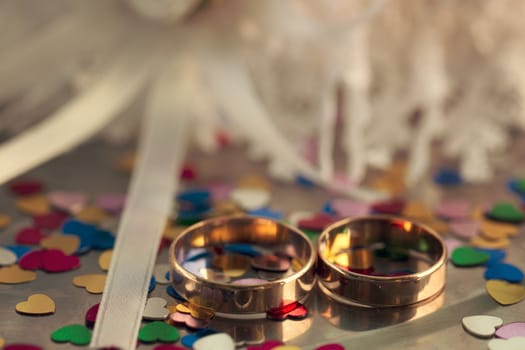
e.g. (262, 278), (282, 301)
(73, 274), (107, 294)
(0, 265), (37, 284)
(237, 174), (271, 190)
(16, 293), (56, 315)
(470, 235), (510, 249)
(98, 250), (112, 271)
(162, 223), (185, 241)
(0, 213), (11, 229)
(41, 234), (80, 255)
(0, 336), (4, 348)
(486, 280), (525, 305)
(15, 195), (50, 215)
(115, 151), (136, 173)
(402, 201), (433, 220)
(75, 206), (110, 225)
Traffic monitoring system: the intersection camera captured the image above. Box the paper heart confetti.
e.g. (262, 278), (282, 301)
(462, 315), (503, 338)
(402, 201), (434, 220)
(488, 337), (525, 350)
(495, 322), (525, 339)
(193, 333), (235, 350)
(9, 180), (44, 196)
(154, 264), (171, 284)
(75, 206), (110, 225)
(0, 246), (17, 266)
(96, 193), (126, 214)
(42, 249), (81, 272)
(169, 311), (209, 329)
(15, 195), (50, 215)
(73, 274), (107, 294)
(371, 199), (405, 215)
(51, 324), (92, 346)
(486, 280), (525, 305)
(143, 297), (169, 320)
(449, 220), (480, 239)
(0, 213), (11, 228)
(266, 300), (308, 321)
(247, 340), (285, 350)
(470, 235), (510, 250)
(16, 293), (55, 315)
(238, 175), (271, 190)
(434, 200), (471, 220)
(98, 250), (112, 271)
(450, 246), (490, 267)
(484, 263), (524, 283)
(40, 234), (80, 255)
(85, 303), (99, 327)
(33, 212), (69, 230)
(330, 199), (370, 217)
(152, 345), (186, 350)
(180, 329), (218, 348)
(0, 265), (37, 284)
(230, 188), (270, 211)
(3, 344), (44, 350)
(315, 344), (345, 350)
(48, 190), (87, 214)
(481, 220), (520, 239)
(297, 213), (338, 232)
(15, 227), (48, 245)
(487, 202), (524, 223)
(138, 321), (180, 343)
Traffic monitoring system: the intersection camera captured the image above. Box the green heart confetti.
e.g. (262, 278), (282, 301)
(451, 246), (490, 267)
(487, 202), (524, 223)
(138, 321), (180, 343)
(51, 324), (92, 345)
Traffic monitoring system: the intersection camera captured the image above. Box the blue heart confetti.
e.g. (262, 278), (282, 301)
(484, 262), (524, 283)
(475, 248), (506, 266)
(5, 245), (32, 260)
(181, 329), (217, 348)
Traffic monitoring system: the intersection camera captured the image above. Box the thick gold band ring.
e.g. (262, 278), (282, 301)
(169, 215), (316, 317)
(317, 215), (447, 307)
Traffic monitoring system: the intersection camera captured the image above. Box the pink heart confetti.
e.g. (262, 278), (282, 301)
(48, 191), (87, 214)
(33, 212), (69, 230)
(4, 345), (44, 350)
(331, 199), (370, 217)
(495, 322), (525, 339)
(298, 213), (338, 232)
(449, 220), (480, 239)
(169, 311), (209, 329)
(15, 227), (48, 245)
(371, 199), (405, 215)
(435, 200), (471, 220)
(315, 344), (346, 350)
(96, 193), (126, 214)
(208, 182), (233, 202)
(445, 238), (463, 257)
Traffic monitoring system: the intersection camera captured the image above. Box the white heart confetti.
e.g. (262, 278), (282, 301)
(230, 188), (270, 211)
(0, 247), (17, 266)
(143, 297), (169, 321)
(488, 337), (525, 350)
(193, 333), (235, 350)
(462, 315), (503, 338)
(154, 264), (171, 285)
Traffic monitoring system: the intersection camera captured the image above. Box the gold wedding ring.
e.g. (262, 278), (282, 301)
(317, 215), (447, 307)
(169, 216), (316, 318)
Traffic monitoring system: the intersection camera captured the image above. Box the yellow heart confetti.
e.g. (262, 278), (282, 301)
(73, 274), (107, 294)
(273, 346), (303, 350)
(162, 223), (185, 241)
(402, 201), (433, 220)
(15, 195), (50, 215)
(480, 220), (519, 240)
(98, 250), (113, 271)
(0, 213), (11, 229)
(420, 219), (449, 234)
(0, 336), (4, 348)
(41, 234), (80, 255)
(175, 303), (191, 314)
(210, 200), (244, 217)
(167, 305), (178, 314)
(75, 206), (110, 225)
(237, 174), (271, 190)
(189, 296), (216, 320)
(115, 151), (136, 173)
(486, 280), (525, 305)
(213, 254), (251, 278)
(0, 265), (37, 284)
(470, 235), (510, 249)
(16, 293), (56, 315)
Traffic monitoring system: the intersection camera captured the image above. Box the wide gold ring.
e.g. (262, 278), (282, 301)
(169, 215), (316, 318)
(317, 215), (447, 307)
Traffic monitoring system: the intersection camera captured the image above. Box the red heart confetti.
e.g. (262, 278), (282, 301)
(266, 300), (308, 321)
(4, 345), (44, 350)
(371, 199), (405, 215)
(297, 213), (338, 232)
(85, 303), (100, 328)
(315, 344), (345, 350)
(180, 163), (197, 180)
(15, 227), (48, 245)
(42, 249), (81, 273)
(153, 345), (187, 350)
(9, 180), (44, 196)
(18, 250), (46, 270)
(33, 212), (69, 230)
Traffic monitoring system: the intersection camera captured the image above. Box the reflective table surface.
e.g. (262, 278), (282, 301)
(1, 139), (524, 349)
